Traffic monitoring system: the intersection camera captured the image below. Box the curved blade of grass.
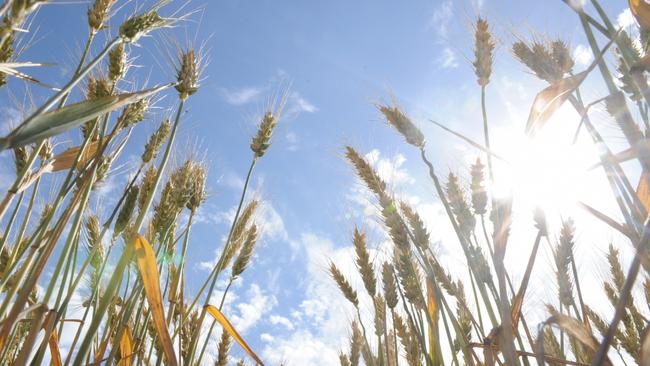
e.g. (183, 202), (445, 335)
(0, 83), (172, 151)
(117, 326), (134, 366)
(205, 304), (264, 365)
(133, 234), (178, 366)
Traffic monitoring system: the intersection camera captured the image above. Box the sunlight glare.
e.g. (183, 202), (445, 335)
(490, 107), (599, 217)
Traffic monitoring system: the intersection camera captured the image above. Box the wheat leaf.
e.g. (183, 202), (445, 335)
(117, 326), (134, 366)
(205, 304), (264, 366)
(50, 141), (99, 172)
(0, 83), (171, 151)
(132, 234), (178, 366)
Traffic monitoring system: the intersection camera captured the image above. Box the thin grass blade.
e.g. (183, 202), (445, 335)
(0, 83), (171, 151)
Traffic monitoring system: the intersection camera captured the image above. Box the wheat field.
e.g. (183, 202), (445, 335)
(0, 0), (648, 365)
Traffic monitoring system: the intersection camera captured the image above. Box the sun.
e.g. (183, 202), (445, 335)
(488, 106), (606, 218)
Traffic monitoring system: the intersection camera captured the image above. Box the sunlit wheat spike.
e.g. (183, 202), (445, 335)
(542, 327), (566, 363)
(555, 218), (575, 307)
(473, 17), (495, 86)
(251, 111), (278, 158)
(114, 185), (139, 239)
(395, 251), (424, 309)
(142, 119), (171, 164)
(345, 146), (388, 200)
(330, 262), (359, 307)
(470, 158), (487, 215)
(339, 353), (351, 366)
(116, 97), (149, 130)
(231, 225), (257, 278)
(604, 91), (643, 146)
(400, 201), (429, 250)
(139, 165), (158, 212)
(108, 43), (127, 82)
(373, 295), (385, 336)
(186, 162), (207, 212)
(445, 172), (475, 238)
(175, 48), (200, 100)
(87, 0), (116, 33)
(378, 103), (424, 148)
(381, 262), (398, 309)
(215, 331), (231, 366)
(221, 200), (259, 271)
(350, 321), (362, 366)
(119, 8), (171, 44)
(352, 227), (376, 297)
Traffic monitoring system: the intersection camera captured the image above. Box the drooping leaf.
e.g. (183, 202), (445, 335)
(630, 0), (650, 29)
(526, 38), (614, 135)
(50, 141), (99, 172)
(0, 83), (171, 151)
(547, 307), (613, 365)
(132, 234), (178, 366)
(117, 326), (134, 366)
(525, 70), (590, 135)
(205, 304), (264, 366)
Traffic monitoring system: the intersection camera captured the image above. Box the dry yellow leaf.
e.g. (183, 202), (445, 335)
(637, 171), (650, 213)
(205, 304), (264, 365)
(43, 311), (62, 366)
(132, 234), (178, 366)
(51, 141), (99, 172)
(117, 326), (134, 366)
(526, 70), (588, 135)
(630, 0), (650, 29)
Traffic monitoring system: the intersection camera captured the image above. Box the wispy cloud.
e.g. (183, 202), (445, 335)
(437, 47), (458, 69)
(219, 86), (263, 105)
(429, 0), (453, 40)
(284, 91), (318, 120)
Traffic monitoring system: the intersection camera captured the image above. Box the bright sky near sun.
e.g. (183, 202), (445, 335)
(0, 0), (643, 364)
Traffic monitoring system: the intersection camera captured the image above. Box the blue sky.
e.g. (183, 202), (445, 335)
(0, 0), (643, 364)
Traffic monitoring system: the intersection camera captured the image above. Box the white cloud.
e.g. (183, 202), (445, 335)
(573, 44), (593, 66)
(364, 149), (414, 187)
(262, 330), (341, 365)
(219, 86), (263, 105)
(269, 315), (294, 330)
(430, 0), (453, 40)
(261, 233), (356, 364)
(231, 283), (277, 333)
(617, 8), (635, 28)
(284, 92), (318, 120)
(437, 47), (458, 69)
